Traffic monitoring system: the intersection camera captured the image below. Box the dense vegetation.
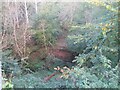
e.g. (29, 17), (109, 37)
(1, 1), (119, 89)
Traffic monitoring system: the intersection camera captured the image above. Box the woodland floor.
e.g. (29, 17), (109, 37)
(54, 30), (68, 49)
(11, 29), (75, 88)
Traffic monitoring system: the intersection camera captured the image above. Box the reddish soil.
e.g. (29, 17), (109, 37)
(51, 49), (77, 62)
(29, 30), (77, 62)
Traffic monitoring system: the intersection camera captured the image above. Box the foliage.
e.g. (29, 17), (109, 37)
(2, 51), (22, 77)
(61, 1), (119, 88)
(1, 1), (119, 89)
(12, 70), (67, 88)
(31, 29), (59, 47)
(2, 78), (13, 89)
(30, 3), (61, 47)
(2, 51), (18, 89)
(66, 23), (99, 53)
